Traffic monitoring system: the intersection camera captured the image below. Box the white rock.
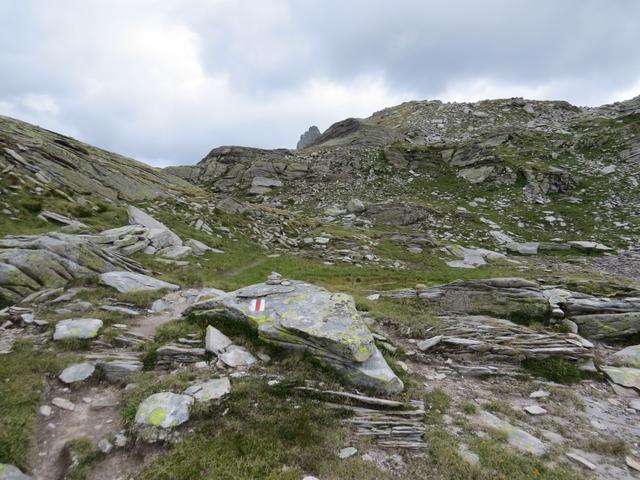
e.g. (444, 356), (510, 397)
(338, 447), (358, 459)
(219, 346), (257, 368)
(39, 405), (52, 417)
(97, 438), (113, 454)
(524, 405), (547, 415)
(529, 390), (550, 399)
(184, 377), (231, 403)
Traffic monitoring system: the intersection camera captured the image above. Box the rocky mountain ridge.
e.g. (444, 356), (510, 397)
(1, 95), (640, 480)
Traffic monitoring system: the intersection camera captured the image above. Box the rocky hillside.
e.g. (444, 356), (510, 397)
(1, 97), (640, 480)
(0, 115), (198, 202)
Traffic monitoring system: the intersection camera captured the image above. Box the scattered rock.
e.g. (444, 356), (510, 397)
(53, 318), (103, 340)
(184, 377), (231, 403)
(59, 362), (95, 384)
(99, 271), (179, 293)
(565, 451), (596, 470)
(0, 464), (32, 480)
(205, 325), (233, 354)
(52, 397), (76, 411)
(135, 392), (194, 429)
(338, 447), (358, 459)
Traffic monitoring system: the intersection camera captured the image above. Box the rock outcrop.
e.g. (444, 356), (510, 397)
(186, 279), (403, 393)
(296, 126), (321, 149)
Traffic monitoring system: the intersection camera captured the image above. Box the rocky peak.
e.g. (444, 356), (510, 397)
(296, 125), (321, 149)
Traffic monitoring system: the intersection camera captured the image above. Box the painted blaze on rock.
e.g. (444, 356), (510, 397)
(187, 280), (404, 393)
(135, 392), (194, 429)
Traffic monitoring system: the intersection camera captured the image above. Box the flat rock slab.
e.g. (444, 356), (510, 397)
(471, 411), (546, 456)
(0, 464), (32, 480)
(135, 392), (193, 428)
(601, 366), (640, 390)
(611, 345), (640, 368)
(100, 271), (179, 293)
(219, 345), (257, 368)
(128, 206), (182, 249)
(59, 362), (95, 384)
(184, 377), (231, 402)
(53, 318), (103, 340)
(205, 325), (232, 354)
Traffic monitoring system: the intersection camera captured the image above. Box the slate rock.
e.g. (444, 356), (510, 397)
(184, 377), (231, 402)
(219, 345), (257, 368)
(611, 345), (640, 368)
(99, 271), (179, 293)
(0, 464), (32, 480)
(127, 206), (182, 249)
(205, 325), (232, 354)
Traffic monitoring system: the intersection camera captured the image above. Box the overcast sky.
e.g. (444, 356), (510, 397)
(1, 0), (639, 167)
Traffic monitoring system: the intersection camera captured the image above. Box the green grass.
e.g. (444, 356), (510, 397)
(521, 358), (594, 384)
(0, 341), (75, 471)
(138, 378), (388, 480)
(62, 437), (103, 480)
(407, 428), (581, 480)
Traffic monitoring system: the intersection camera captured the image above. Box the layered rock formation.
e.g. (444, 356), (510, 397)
(186, 278), (403, 393)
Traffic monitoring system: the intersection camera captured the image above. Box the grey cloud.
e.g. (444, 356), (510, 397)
(0, 0), (638, 166)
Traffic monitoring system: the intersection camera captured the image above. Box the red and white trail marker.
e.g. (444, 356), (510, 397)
(250, 298), (266, 312)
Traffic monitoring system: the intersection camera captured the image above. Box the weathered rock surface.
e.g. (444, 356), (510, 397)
(601, 366), (640, 391)
(205, 325), (232, 354)
(611, 345), (640, 368)
(99, 271), (179, 293)
(416, 278), (550, 321)
(187, 279), (403, 393)
(471, 411), (546, 456)
(0, 464), (32, 480)
(135, 392), (194, 428)
(53, 318), (103, 340)
(0, 233), (145, 304)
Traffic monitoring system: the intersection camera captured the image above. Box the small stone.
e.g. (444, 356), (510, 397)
(219, 346), (257, 368)
(0, 464), (32, 479)
(39, 405), (52, 417)
(97, 438), (113, 454)
(529, 390), (550, 399)
(338, 447), (357, 459)
(626, 455), (640, 472)
(114, 433), (128, 448)
(565, 452), (596, 470)
(184, 377), (231, 403)
(52, 397), (75, 411)
(417, 335), (442, 351)
(524, 405), (547, 415)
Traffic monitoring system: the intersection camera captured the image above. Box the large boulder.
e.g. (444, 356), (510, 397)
(186, 280), (403, 393)
(99, 271), (179, 293)
(417, 278), (550, 322)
